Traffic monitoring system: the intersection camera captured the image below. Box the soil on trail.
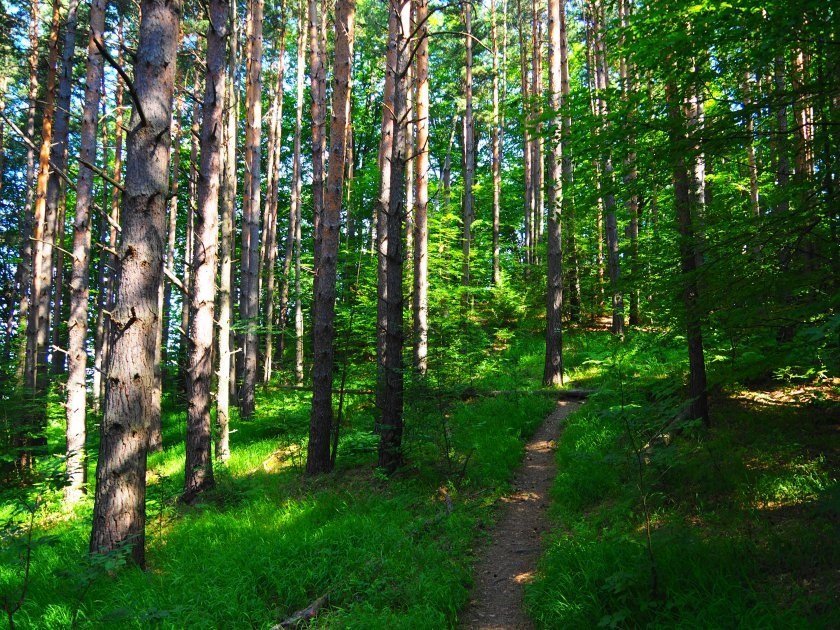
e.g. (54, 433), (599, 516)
(460, 400), (580, 629)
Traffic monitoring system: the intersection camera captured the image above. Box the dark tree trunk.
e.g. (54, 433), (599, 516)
(378, 0), (410, 474)
(668, 82), (709, 428)
(307, 0), (355, 475)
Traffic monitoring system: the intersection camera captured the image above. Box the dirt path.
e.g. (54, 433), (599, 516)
(460, 400), (580, 629)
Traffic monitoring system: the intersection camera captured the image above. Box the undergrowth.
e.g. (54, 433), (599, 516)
(527, 327), (839, 628)
(0, 335), (555, 628)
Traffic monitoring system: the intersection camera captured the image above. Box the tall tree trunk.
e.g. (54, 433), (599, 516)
(412, 0), (429, 375)
(64, 0), (108, 505)
(307, 0), (355, 475)
(23, 0), (61, 466)
(46, 0), (80, 375)
(90, 0), (181, 567)
(667, 82), (709, 428)
(517, 0), (533, 267)
(543, 0), (563, 387)
(559, 0), (579, 321)
(261, 16), (287, 384)
(531, 0), (544, 261)
(93, 24), (124, 411)
(376, 7), (398, 417)
(462, 0), (474, 288)
(618, 0), (640, 326)
(216, 0), (239, 462)
(592, 0), (623, 335)
(742, 71), (760, 219)
(491, 0), (502, 285)
(15, 0), (42, 381)
(378, 0), (409, 474)
(239, 0), (264, 418)
(184, 0), (228, 500)
(286, 0), (306, 386)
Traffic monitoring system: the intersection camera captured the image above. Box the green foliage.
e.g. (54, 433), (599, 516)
(527, 331), (839, 629)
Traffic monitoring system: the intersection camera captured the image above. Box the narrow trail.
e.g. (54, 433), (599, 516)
(460, 400), (580, 629)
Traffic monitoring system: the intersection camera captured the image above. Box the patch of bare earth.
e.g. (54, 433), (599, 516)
(460, 400), (580, 630)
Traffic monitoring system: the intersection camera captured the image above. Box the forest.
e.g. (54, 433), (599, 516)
(0, 0), (837, 626)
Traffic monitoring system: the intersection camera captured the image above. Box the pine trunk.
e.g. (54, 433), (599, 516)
(412, 0), (429, 375)
(239, 0), (264, 419)
(184, 0), (228, 499)
(544, 0), (563, 387)
(378, 0), (409, 474)
(90, 0), (181, 567)
(307, 0), (354, 475)
(64, 0), (108, 504)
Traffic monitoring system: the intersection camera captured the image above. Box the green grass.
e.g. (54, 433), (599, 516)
(527, 329), (839, 629)
(0, 340), (556, 629)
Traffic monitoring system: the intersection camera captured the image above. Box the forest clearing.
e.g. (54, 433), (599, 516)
(0, 0), (837, 626)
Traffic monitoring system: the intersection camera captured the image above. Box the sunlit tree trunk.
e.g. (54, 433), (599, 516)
(307, 0), (355, 475)
(64, 0), (108, 504)
(559, 0), (579, 321)
(23, 0), (61, 467)
(544, 0), (563, 387)
(261, 15), (286, 384)
(376, 7), (398, 416)
(462, 0), (474, 288)
(45, 0), (81, 375)
(216, 0), (239, 462)
(491, 0), (502, 285)
(90, 0), (181, 567)
(285, 0), (306, 386)
(517, 0), (532, 267)
(15, 0), (42, 381)
(530, 0), (543, 261)
(591, 0), (623, 335)
(742, 71), (760, 219)
(184, 0), (228, 499)
(412, 0), (429, 375)
(239, 0), (264, 419)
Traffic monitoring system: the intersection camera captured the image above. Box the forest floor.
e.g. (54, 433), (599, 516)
(461, 400), (579, 629)
(1, 328), (837, 628)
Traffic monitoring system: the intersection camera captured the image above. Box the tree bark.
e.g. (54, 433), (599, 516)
(184, 0), (228, 500)
(64, 0), (108, 504)
(90, 0), (181, 567)
(517, 0), (533, 267)
(544, 0), (563, 387)
(93, 20), (125, 412)
(667, 82), (709, 428)
(307, 0), (355, 475)
(491, 0), (502, 285)
(559, 0), (579, 321)
(462, 0), (475, 288)
(591, 0), (623, 335)
(376, 7), (398, 416)
(287, 0), (306, 386)
(261, 15), (287, 384)
(23, 0), (61, 465)
(239, 0), (264, 419)
(412, 0), (429, 375)
(15, 0), (42, 382)
(378, 0), (410, 474)
(216, 0), (239, 462)
(46, 0), (81, 375)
